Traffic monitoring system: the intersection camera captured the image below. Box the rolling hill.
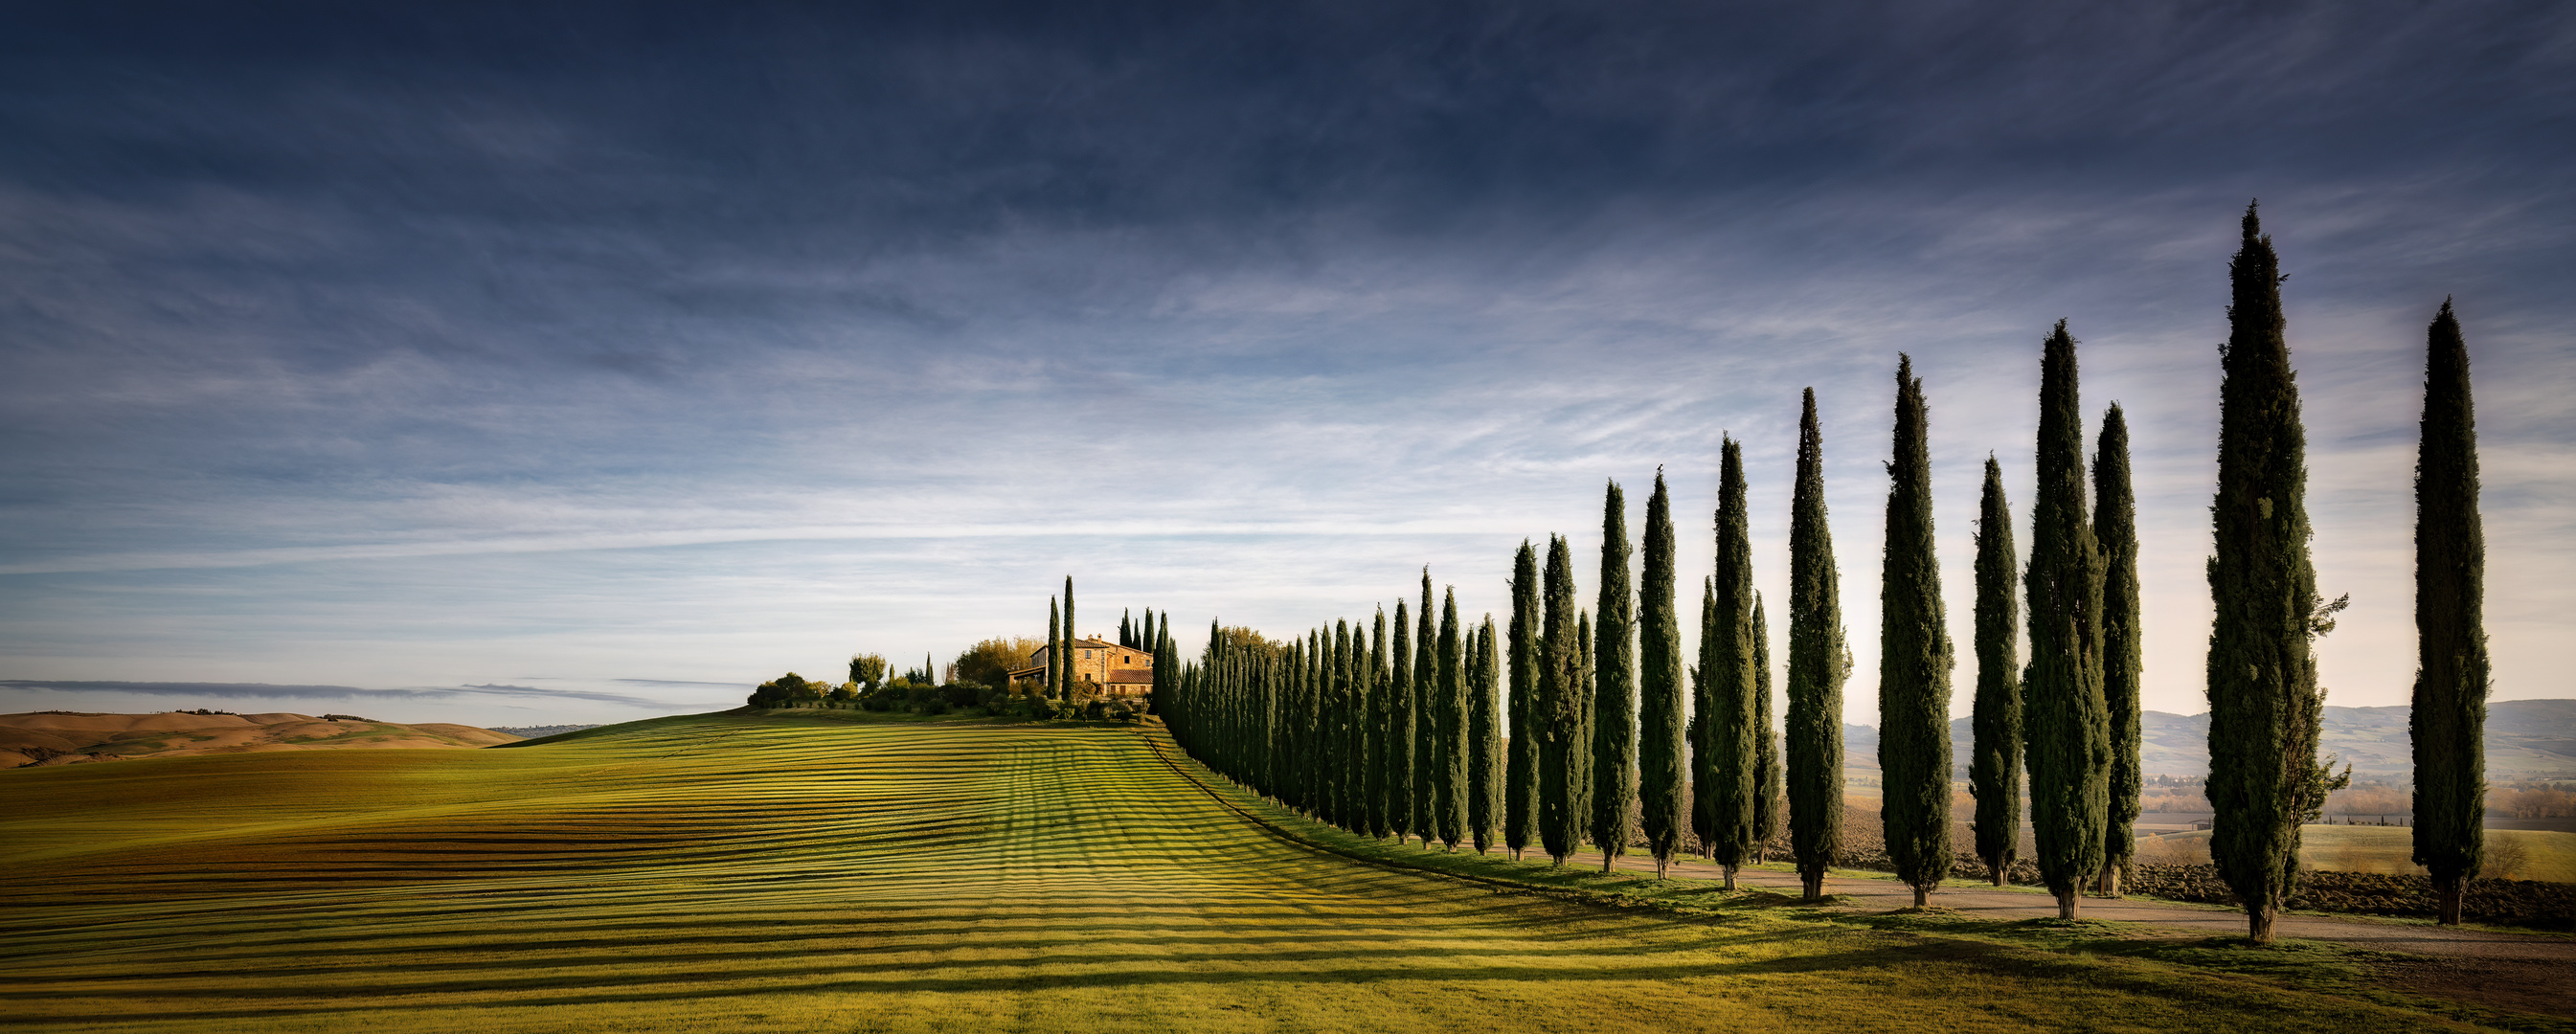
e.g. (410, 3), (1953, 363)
(0, 709), (2491, 1033)
(0, 710), (520, 768)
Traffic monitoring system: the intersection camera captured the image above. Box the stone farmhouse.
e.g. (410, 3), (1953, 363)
(1006, 637), (1153, 698)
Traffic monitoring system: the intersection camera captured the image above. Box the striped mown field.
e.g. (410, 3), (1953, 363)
(0, 710), (2497, 1032)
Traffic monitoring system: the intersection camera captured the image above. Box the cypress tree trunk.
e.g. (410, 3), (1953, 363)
(2208, 203), (2330, 945)
(1390, 597), (1414, 844)
(1473, 617), (1503, 854)
(1539, 535), (1582, 864)
(2027, 320), (2111, 922)
(1506, 541), (1539, 860)
(1594, 481), (1638, 873)
(1787, 388), (1848, 902)
(1414, 571), (1438, 848)
(1706, 438), (1760, 887)
(1753, 594), (1782, 865)
(1639, 471), (1686, 879)
(1880, 355), (1955, 910)
(2414, 298), (2488, 927)
(1436, 588), (1467, 850)
(1972, 457), (2024, 887)
(2097, 404), (2143, 897)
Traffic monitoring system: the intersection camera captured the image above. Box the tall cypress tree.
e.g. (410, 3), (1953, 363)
(1120, 610), (1133, 649)
(1787, 388), (1847, 901)
(1435, 587), (1467, 849)
(1639, 471), (1685, 878)
(2413, 298), (2489, 927)
(1752, 593), (1782, 864)
(1335, 619), (1355, 827)
(1047, 596), (1062, 701)
(1472, 615), (1503, 853)
(1413, 570), (1438, 848)
(1368, 607), (1392, 840)
(1880, 355), (1955, 909)
(1576, 609), (1595, 855)
(1506, 541), (1540, 860)
(1971, 456), (2024, 886)
(2097, 403), (2143, 897)
(1693, 574), (1722, 864)
(1539, 535), (1583, 864)
(2026, 319), (2111, 921)
(2208, 203), (2333, 944)
(1706, 438), (1760, 887)
(1390, 596), (1415, 843)
(1063, 576), (1078, 702)
(1593, 481), (1638, 872)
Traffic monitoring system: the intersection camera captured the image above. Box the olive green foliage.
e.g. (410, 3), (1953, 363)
(1506, 541), (1539, 858)
(2097, 403), (2144, 887)
(2412, 298), (2490, 922)
(1593, 481), (1638, 870)
(1786, 388), (1847, 898)
(1538, 535), (1583, 864)
(1637, 472), (1685, 875)
(1970, 456), (2024, 882)
(2025, 320), (2111, 916)
(1702, 438), (1760, 875)
(2207, 203), (2332, 942)
(1878, 355), (1955, 903)
(749, 672), (828, 707)
(954, 637), (1040, 690)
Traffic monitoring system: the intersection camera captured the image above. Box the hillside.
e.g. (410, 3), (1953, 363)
(0, 710), (520, 768)
(0, 709), (2497, 1033)
(1842, 699), (2576, 783)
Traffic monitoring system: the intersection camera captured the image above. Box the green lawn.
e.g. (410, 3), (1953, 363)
(0, 710), (2535, 1032)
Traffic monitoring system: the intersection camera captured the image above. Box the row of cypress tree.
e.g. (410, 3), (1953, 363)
(1150, 204), (2488, 941)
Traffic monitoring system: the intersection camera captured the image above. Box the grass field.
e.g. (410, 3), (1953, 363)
(0, 710), (2540, 1032)
(2135, 825), (2576, 883)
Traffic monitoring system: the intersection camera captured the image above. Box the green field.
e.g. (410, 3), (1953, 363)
(0, 711), (2534, 1032)
(2136, 825), (2576, 883)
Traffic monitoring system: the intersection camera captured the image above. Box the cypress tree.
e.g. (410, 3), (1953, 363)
(1368, 607), (1392, 839)
(1594, 481), (1638, 872)
(1639, 470), (1686, 878)
(1706, 438), (1760, 887)
(1971, 456), (2024, 886)
(1121, 610), (1134, 649)
(1063, 576), (1078, 702)
(1472, 615), (1503, 853)
(1879, 354), (1955, 909)
(1048, 596), (1062, 701)
(1786, 388), (1848, 901)
(1390, 596), (1415, 844)
(1435, 587), (1467, 849)
(2413, 298), (2489, 927)
(1538, 535), (1583, 864)
(2097, 403), (2143, 896)
(2208, 203), (2334, 944)
(1414, 570), (1438, 848)
(1753, 594), (1782, 864)
(1335, 619), (1355, 827)
(1692, 574), (1721, 864)
(1506, 541), (1540, 860)
(1576, 608), (1595, 855)
(2025, 319), (2110, 921)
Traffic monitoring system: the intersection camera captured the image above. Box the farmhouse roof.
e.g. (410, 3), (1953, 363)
(1105, 668), (1154, 685)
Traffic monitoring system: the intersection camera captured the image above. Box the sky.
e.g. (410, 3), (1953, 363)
(2, 2), (2570, 730)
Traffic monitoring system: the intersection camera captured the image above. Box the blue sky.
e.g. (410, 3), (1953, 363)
(2, 3), (2569, 728)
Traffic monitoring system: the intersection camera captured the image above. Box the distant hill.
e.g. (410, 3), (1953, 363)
(1842, 699), (2576, 784)
(0, 711), (522, 768)
(487, 724), (602, 739)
